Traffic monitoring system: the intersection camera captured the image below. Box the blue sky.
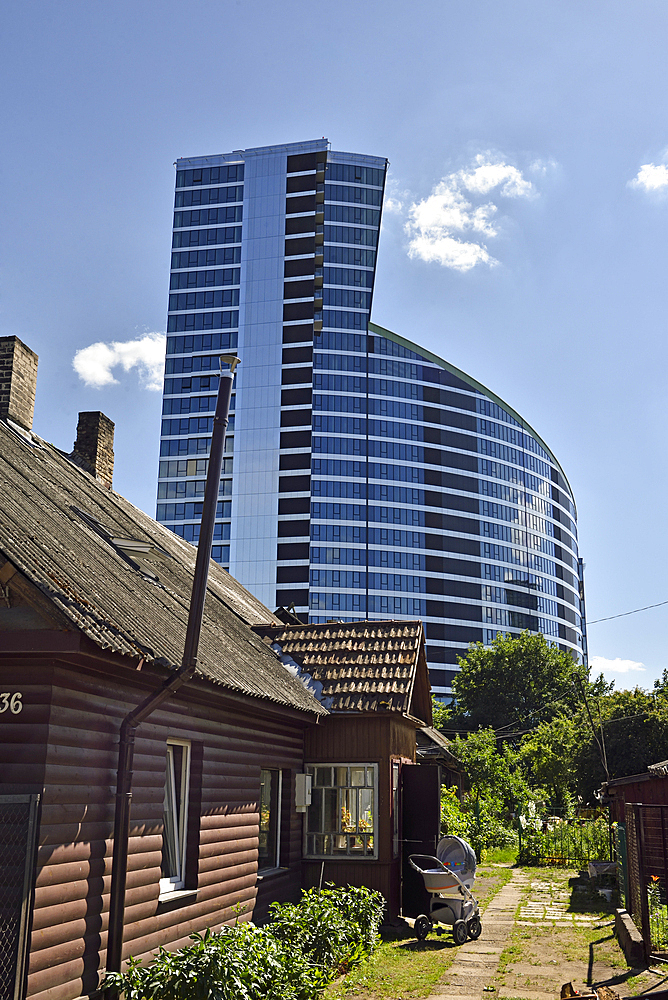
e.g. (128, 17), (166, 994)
(3, 0), (668, 691)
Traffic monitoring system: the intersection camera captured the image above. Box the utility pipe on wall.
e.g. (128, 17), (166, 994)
(105, 356), (239, 986)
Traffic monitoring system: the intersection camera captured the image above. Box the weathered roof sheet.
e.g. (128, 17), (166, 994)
(416, 726), (465, 770)
(254, 620), (431, 721)
(0, 419), (325, 716)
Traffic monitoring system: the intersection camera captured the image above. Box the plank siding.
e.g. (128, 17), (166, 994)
(0, 650), (312, 1000)
(303, 713), (417, 917)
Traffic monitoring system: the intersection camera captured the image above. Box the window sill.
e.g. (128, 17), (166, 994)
(256, 867), (288, 881)
(157, 888), (198, 913)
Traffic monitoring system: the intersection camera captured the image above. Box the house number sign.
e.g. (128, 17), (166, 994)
(0, 693), (23, 714)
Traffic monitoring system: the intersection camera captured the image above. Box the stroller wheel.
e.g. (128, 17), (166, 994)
(453, 919), (468, 945)
(415, 914), (431, 940)
(467, 916), (482, 939)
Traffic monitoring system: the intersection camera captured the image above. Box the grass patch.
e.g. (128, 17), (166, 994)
(324, 934), (460, 1000)
(325, 864), (513, 999)
(485, 846), (519, 865)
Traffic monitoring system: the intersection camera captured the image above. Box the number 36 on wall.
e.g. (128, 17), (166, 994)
(0, 692), (23, 714)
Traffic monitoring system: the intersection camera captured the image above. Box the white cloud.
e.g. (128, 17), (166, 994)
(590, 655), (646, 677)
(73, 332), (166, 391)
(404, 153), (536, 272)
(629, 161), (668, 193)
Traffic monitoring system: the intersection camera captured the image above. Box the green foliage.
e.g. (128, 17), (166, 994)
(269, 884), (385, 971)
(517, 814), (610, 866)
(451, 630), (585, 732)
(104, 885), (385, 1000)
(440, 785), (469, 838)
(103, 924), (324, 1000)
(573, 684), (668, 801)
(517, 715), (578, 810)
(444, 729), (528, 857)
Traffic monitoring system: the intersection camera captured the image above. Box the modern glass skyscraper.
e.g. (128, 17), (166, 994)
(157, 138), (586, 698)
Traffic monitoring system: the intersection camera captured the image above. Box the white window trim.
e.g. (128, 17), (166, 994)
(159, 739), (191, 895)
(303, 763), (379, 860)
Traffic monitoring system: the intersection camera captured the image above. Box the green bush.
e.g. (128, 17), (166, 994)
(269, 883), (385, 972)
(104, 884), (385, 1000)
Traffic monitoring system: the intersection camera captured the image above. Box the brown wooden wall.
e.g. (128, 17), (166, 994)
(608, 774), (668, 823)
(303, 713), (416, 918)
(0, 647), (311, 1000)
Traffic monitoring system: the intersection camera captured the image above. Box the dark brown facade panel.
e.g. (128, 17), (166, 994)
(278, 496), (310, 515)
(277, 519), (310, 537)
(286, 173), (316, 193)
(285, 236), (316, 256)
(287, 152), (317, 173)
(285, 257), (315, 277)
(283, 323), (314, 343)
(285, 194), (316, 214)
(283, 301), (314, 322)
(276, 589), (309, 607)
(279, 429), (311, 449)
(280, 409), (311, 429)
(278, 475), (310, 493)
(282, 345), (313, 365)
(283, 279), (315, 300)
(285, 215), (316, 236)
(277, 566), (309, 584)
(279, 451), (311, 469)
(277, 543), (310, 561)
(281, 386), (312, 406)
(281, 366), (312, 387)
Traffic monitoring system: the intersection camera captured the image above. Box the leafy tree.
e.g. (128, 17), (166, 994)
(516, 715), (578, 811)
(574, 684), (668, 801)
(451, 630), (586, 732)
(449, 728), (532, 857)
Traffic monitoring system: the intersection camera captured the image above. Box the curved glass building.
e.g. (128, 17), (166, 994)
(157, 138), (585, 698)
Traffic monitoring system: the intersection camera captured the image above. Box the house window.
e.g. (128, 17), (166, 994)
(259, 769), (282, 870)
(304, 764), (377, 859)
(160, 740), (191, 893)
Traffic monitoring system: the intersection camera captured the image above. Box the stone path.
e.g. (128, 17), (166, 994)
(426, 867), (529, 1000)
(424, 868), (660, 1000)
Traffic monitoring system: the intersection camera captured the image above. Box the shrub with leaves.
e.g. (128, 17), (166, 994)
(104, 884), (385, 1000)
(269, 884), (385, 972)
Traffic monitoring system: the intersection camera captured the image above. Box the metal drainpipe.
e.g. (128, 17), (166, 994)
(105, 356), (240, 988)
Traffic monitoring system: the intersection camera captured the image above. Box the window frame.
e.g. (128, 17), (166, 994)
(160, 739), (191, 895)
(258, 768), (283, 872)
(303, 763), (378, 860)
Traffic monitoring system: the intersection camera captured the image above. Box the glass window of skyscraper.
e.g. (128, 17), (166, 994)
(157, 139), (586, 699)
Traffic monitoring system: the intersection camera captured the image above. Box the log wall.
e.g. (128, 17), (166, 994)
(0, 648), (310, 1000)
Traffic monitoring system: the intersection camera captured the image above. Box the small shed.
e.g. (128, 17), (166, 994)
(255, 620), (438, 919)
(602, 762), (668, 958)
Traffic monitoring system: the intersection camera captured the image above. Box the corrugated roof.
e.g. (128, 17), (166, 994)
(254, 620), (430, 718)
(0, 420), (325, 717)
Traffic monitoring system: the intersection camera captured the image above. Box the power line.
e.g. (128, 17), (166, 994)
(588, 598), (668, 625)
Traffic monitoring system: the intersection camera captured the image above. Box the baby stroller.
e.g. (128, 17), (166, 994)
(409, 835), (482, 944)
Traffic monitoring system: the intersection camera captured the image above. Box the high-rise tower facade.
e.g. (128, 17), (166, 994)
(157, 139), (585, 698)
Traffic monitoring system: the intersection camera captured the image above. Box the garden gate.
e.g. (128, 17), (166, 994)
(625, 802), (668, 961)
(0, 794), (40, 1000)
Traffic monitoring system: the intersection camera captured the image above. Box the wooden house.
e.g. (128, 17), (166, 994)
(254, 621), (439, 919)
(0, 338), (326, 1000)
(0, 336), (455, 998)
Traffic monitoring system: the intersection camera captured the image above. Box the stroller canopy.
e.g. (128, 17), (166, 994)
(436, 836), (477, 883)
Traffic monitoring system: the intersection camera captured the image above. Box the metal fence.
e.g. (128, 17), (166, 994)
(625, 802), (668, 961)
(0, 795), (40, 1000)
(519, 807), (611, 866)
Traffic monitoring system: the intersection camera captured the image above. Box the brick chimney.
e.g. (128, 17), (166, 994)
(0, 336), (39, 431)
(72, 412), (115, 489)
